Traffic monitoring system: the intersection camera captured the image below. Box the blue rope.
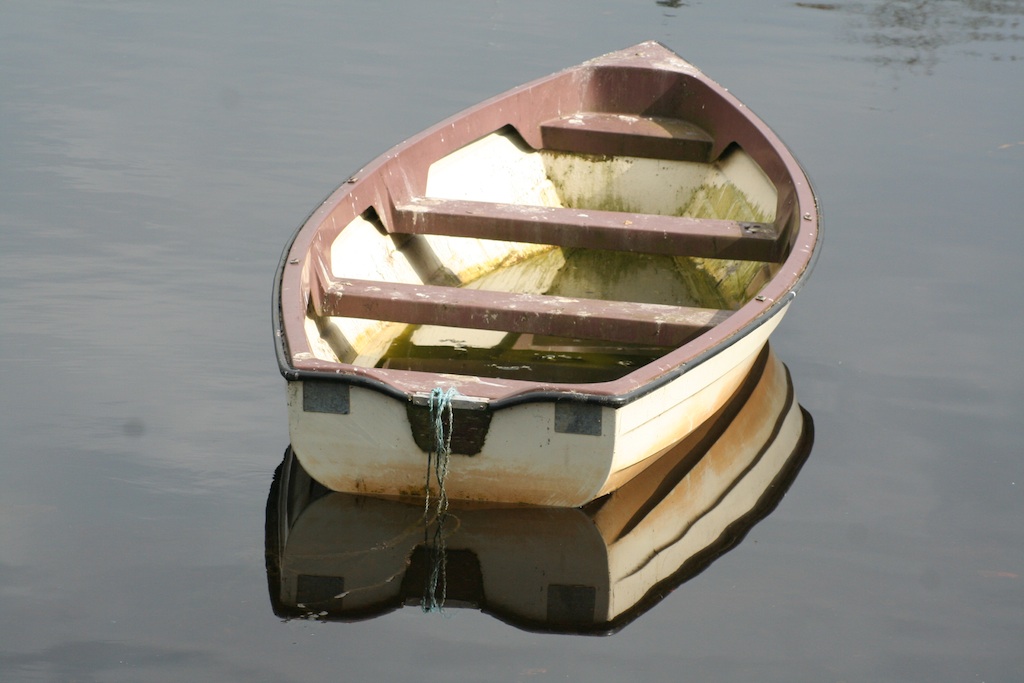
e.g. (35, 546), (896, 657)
(422, 386), (457, 613)
(424, 386), (457, 518)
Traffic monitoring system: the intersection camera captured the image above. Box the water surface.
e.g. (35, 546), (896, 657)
(2, 1), (1022, 681)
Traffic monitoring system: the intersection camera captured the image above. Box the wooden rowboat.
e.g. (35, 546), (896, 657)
(273, 41), (820, 506)
(265, 346), (814, 632)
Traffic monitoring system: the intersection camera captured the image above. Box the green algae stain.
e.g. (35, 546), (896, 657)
(540, 149), (777, 310)
(675, 182), (775, 309)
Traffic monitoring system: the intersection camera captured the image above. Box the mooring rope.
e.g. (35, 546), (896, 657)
(424, 386), (457, 518)
(421, 386), (458, 613)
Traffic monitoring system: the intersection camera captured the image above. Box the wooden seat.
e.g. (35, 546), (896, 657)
(392, 197), (781, 262)
(540, 113), (713, 162)
(317, 276), (731, 347)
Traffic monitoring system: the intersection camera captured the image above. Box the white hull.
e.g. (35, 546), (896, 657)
(288, 306), (785, 507)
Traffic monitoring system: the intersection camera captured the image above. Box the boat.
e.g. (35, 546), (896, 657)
(273, 41), (820, 506)
(265, 345), (814, 633)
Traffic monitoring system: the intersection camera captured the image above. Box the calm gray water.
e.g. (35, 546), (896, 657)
(2, 1), (1023, 681)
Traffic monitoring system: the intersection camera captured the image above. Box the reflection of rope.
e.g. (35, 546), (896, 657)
(422, 518), (448, 613)
(422, 386), (457, 613)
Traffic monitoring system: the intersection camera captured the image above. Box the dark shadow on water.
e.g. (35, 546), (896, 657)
(264, 346), (815, 635)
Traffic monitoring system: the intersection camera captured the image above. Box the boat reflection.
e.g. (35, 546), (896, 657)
(265, 345), (813, 635)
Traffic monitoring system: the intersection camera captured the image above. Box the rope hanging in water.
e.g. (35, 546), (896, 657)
(422, 386), (457, 613)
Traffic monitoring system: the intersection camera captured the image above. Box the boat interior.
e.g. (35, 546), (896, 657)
(296, 78), (802, 385)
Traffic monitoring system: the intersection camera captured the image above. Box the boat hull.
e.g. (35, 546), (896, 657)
(288, 306), (785, 506)
(274, 41), (820, 506)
